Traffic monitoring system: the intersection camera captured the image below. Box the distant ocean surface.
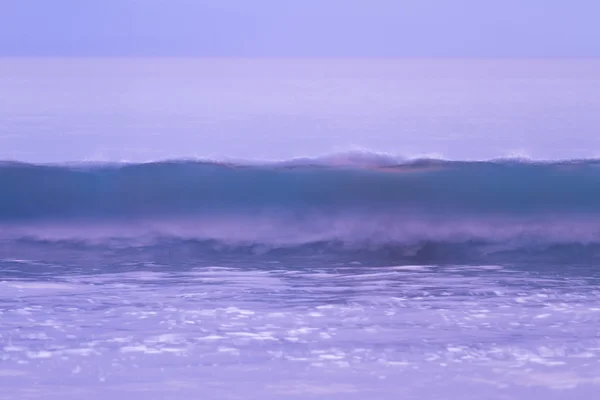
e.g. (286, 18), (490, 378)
(1, 58), (600, 162)
(1, 59), (600, 400)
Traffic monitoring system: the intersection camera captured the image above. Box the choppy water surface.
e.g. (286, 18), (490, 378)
(2, 251), (600, 400)
(3, 58), (600, 399)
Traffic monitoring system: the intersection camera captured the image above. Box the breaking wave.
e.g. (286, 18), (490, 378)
(3, 153), (600, 260)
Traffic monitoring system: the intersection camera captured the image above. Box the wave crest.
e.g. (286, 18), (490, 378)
(3, 154), (600, 255)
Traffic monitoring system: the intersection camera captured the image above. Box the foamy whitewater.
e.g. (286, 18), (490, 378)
(2, 59), (600, 400)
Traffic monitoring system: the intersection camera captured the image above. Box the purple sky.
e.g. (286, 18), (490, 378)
(1, 0), (599, 57)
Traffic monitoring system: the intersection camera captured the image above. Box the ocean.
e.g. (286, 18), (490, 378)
(1, 58), (600, 399)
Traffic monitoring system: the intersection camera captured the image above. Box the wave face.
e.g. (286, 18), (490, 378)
(3, 155), (600, 261)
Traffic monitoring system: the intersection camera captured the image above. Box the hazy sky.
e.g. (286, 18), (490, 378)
(1, 0), (599, 57)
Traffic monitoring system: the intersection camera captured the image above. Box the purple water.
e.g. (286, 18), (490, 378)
(1, 58), (600, 162)
(2, 256), (600, 399)
(1, 58), (600, 400)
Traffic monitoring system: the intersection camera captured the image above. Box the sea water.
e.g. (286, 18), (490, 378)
(1, 58), (600, 399)
(1, 58), (600, 162)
